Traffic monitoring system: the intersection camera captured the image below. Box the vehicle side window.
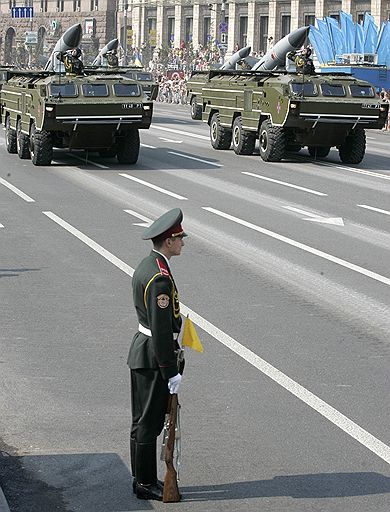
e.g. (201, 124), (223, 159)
(50, 83), (78, 97)
(136, 73), (152, 82)
(114, 83), (141, 97)
(320, 84), (346, 97)
(82, 84), (109, 97)
(350, 85), (375, 97)
(290, 82), (317, 96)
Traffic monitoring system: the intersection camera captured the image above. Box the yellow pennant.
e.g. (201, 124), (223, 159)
(182, 316), (204, 353)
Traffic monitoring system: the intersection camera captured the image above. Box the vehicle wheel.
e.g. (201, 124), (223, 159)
(308, 146), (330, 158)
(259, 119), (286, 162)
(190, 97), (202, 120)
(5, 116), (17, 154)
(338, 128), (366, 164)
(16, 119), (31, 159)
(30, 122), (53, 166)
(232, 116), (256, 155)
(117, 128), (140, 164)
(99, 147), (117, 158)
(210, 112), (232, 150)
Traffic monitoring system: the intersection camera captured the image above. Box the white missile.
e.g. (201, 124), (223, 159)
(91, 38), (119, 66)
(252, 26), (309, 71)
(221, 46), (252, 70)
(45, 23), (83, 72)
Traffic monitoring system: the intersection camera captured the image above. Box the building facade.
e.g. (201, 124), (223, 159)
(1, 0), (390, 65)
(0, 0), (116, 65)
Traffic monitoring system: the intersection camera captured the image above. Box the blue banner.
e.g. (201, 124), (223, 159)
(355, 23), (364, 53)
(340, 11), (355, 54)
(309, 26), (334, 64)
(364, 20), (379, 53)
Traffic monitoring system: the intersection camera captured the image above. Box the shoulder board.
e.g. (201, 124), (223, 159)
(156, 258), (170, 277)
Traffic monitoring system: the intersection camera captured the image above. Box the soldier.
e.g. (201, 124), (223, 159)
(58, 47), (84, 76)
(106, 49), (119, 68)
(128, 208), (187, 501)
(287, 46), (315, 75)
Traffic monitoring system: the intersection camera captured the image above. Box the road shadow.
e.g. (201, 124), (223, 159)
(0, 444), (150, 512)
(0, 268), (41, 279)
(182, 472), (390, 501)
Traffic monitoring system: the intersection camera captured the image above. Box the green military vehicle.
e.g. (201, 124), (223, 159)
(1, 68), (153, 166)
(187, 71), (206, 120)
(188, 69), (388, 164)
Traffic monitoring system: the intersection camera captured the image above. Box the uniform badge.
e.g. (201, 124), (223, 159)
(157, 294), (170, 309)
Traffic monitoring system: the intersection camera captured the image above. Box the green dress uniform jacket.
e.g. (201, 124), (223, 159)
(128, 250), (182, 380)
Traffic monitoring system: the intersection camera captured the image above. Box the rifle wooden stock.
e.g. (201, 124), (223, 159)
(163, 394), (181, 503)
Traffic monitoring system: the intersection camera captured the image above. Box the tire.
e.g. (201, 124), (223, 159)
(30, 122), (53, 166)
(190, 97), (202, 120)
(117, 128), (140, 164)
(338, 128), (366, 164)
(210, 112), (232, 150)
(259, 119), (286, 162)
(308, 146), (330, 158)
(16, 119), (31, 159)
(232, 116), (256, 155)
(5, 116), (17, 154)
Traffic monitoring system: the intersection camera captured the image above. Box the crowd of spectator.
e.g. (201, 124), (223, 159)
(379, 87), (390, 130)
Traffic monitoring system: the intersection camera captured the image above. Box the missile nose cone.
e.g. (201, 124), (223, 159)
(107, 38), (119, 51)
(63, 23), (83, 48)
(288, 26), (310, 49)
(238, 46), (252, 59)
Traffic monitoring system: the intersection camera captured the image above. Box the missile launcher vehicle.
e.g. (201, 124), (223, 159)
(193, 69), (387, 164)
(0, 68), (153, 166)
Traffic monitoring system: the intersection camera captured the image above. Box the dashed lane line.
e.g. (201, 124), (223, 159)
(168, 151), (223, 167)
(41, 210), (390, 465)
(151, 125), (209, 140)
(0, 177), (35, 202)
(202, 206), (390, 287)
(358, 204), (390, 216)
(242, 171), (327, 196)
(119, 173), (188, 200)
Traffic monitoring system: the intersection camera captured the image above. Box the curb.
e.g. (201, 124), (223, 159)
(0, 487), (10, 512)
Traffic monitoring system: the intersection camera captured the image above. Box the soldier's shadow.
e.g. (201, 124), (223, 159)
(182, 472), (390, 501)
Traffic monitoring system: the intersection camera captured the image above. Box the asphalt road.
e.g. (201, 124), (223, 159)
(1, 103), (389, 512)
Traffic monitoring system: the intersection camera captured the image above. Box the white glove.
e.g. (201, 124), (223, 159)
(168, 373), (182, 394)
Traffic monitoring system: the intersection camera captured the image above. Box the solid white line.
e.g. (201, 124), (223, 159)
(334, 165), (390, 180)
(284, 206), (323, 218)
(152, 125), (209, 141)
(68, 153), (109, 170)
(124, 209), (152, 223)
(243, 172), (327, 196)
(119, 173), (188, 200)
(357, 204), (390, 216)
(141, 143), (157, 149)
(202, 206), (390, 287)
(40, 210), (390, 465)
(168, 151), (223, 167)
(0, 178), (35, 202)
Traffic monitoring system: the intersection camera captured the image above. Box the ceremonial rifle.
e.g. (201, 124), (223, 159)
(162, 394), (181, 502)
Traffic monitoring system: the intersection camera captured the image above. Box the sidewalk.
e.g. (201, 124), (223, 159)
(0, 487), (10, 512)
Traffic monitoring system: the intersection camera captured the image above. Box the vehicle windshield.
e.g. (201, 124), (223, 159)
(320, 84), (346, 97)
(290, 82), (316, 96)
(114, 83), (141, 97)
(82, 83), (109, 97)
(349, 84), (375, 97)
(50, 83), (77, 97)
(136, 72), (152, 81)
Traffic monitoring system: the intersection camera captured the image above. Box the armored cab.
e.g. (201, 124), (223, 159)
(191, 69), (388, 164)
(0, 69), (153, 165)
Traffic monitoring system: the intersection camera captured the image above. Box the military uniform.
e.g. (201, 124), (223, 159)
(58, 49), (84, 76)
(287, 48), (315, 75)
(128, 208), (186, 501)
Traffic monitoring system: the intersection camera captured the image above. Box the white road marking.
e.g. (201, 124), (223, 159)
(243, 171), (327, 196)
(119, 173), (188, 200)
(0, 222), (4, 228)
(202, 206), (390, 286)
(152, 125), (209, 141)
(168, 151), (223, 167)
(124, 208), (152, 227)
(68, 153), (109, 170)
(283, 206), (344, 226)
(318, 163), (390, 180)
(0, 177), (35, 202)
(141, 143), (157, 149)
(159, 137), (183, 143)
(357, 204), (390, 216)
(41, 209), (390, 465)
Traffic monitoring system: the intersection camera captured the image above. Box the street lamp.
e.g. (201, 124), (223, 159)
(121, 0), (129, 65)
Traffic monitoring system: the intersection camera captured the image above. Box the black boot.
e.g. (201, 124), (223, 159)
(130, 437), (137, 494)
(135, 441), (163, 501)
